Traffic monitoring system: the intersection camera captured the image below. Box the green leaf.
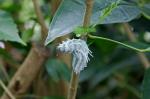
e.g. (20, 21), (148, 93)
(0, 10), (25, 45)
(45, 0), (141, 45)
(45, 58), (70, 82)
(83, 55), (140, 88)
(143, 68), (150, 99)
(88, 34), (150, 52)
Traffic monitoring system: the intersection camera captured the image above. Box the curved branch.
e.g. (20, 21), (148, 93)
(32, 0), (48, 40)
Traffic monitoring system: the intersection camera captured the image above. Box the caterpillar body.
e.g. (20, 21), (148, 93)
(57, 39), (92, 74)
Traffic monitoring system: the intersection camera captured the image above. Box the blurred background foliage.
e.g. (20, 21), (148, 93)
(0, 0), (150, 99)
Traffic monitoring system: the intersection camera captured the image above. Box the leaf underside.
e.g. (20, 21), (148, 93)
(45, 0), (141, 45)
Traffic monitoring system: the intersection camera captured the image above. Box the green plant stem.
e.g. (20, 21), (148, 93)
(81, 0), (94, 40)
(88, 34), (150, 52)
(67, 0), (94, 99)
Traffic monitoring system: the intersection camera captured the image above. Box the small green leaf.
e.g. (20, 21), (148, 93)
(143, 68), (150, 99)
(73, 26), (96, 37)
(0, 10), (25, 45)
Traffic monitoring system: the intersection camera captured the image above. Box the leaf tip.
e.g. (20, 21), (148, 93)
(19, 39), (27, 46)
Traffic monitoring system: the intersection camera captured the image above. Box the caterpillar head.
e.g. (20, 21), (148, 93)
(57, 39), (73, 53)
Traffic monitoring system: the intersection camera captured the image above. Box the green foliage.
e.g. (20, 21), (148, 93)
(140, 3), (150, 19)
(45, 58), (71, 82)
(0, 0), (150, 98)
(45, 0), (140, 45)
(0, 10), (25, 45)
(143, 68), (150, 99)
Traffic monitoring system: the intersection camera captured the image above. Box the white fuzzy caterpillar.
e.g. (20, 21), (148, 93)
(57, 39), (92, 74)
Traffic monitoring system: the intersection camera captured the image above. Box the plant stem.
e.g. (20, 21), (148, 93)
(32, 0), (48, 41)
(0, 80), (16, 99)
(67, 72), (79, 99)
(82, 0), (94, 40)
(67, 0), (94, 99)
(123, 23), (150, 69)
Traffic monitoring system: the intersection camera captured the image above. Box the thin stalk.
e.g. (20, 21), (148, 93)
(67, 0), (94, 99)
(0, 80), (16, 99)
(67, 72), (79, 99)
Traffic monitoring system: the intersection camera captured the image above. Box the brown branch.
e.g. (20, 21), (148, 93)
(67, 0), (94, 99)
(51, 0), (62, 16)
(51, 0), (71, 97)
(1, 0), (50, 98)
(32, 0), (48, 40)
(1, 44), (49, 99)
(67, 72), (79, 99)
(123, 23), (150, 69)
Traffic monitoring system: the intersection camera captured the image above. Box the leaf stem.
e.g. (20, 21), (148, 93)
(88, 34), (150, 52)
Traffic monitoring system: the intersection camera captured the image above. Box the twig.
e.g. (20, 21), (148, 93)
(32, 0), (48, 40)
(0, 80), (16, 99)
(67, 0), (94, 99)
(123, 23), (150, 69)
